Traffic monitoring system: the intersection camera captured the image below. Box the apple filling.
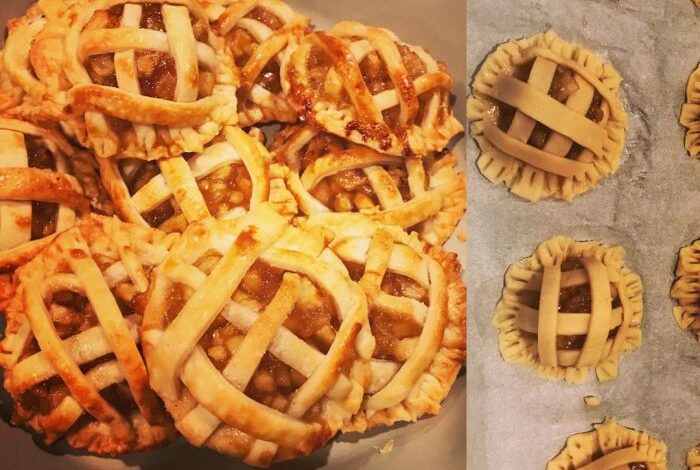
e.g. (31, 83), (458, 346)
(23, 135), (59, 240)
(122, 157), (254, 227)
(189, 260), (339, 417)
(84, 4), (214, 101)
(12, 280), (146, 428)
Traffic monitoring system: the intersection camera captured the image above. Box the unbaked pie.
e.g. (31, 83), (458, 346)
(547, 418), (668, 470)
(467, 30), (628, 201)
(493, 237), (643, 383)
(270, 124), (466, 245)
(202, 0), (309, 127)
(281, 21), (462, 156)
(670, 239), (700, 340)
(688, 445), (700, 470)
(142, 204), (374, 467)
(0, 214), (178, 454)
(680, 64), (700, 158)
(301, 212), (465, 431)
(99, 126), (272, 232)
(60, 0), (239, 159)
(0, 117), (89, 268)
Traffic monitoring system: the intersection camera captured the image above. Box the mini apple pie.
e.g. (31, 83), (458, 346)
(0, 118), (89, 268)
(493, 237), (643, 384)
(142, 205), (374, 467)
(61, 0), (239, 159)
(0, 214), (178, 454)
(468, 30), (628, 201)
(270, 124), (465, 245)
(680, 64), (700, 158)
(688, 445), (700, 470)
(202, 0), (309, 126)
(301, 212), (465, 431)
(547, 418), (668, 470)
(670, 239), (700, 340)
(281, 21), (462, 156)
(99, 126), (273, 232)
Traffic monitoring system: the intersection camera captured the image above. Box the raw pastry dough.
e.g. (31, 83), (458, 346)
(681, 64), (700, 158)
(493, 237), (643, 384)
(467, 30), (628, 201)
(547, 417), (667, 470)
(670, 239), (700, 340)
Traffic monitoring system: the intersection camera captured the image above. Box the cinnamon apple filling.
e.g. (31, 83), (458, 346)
(196, 261), (339, 413)
(84, 3), (214, 101)
(25, 135), (59, 240)
(496, 61), (605, 160)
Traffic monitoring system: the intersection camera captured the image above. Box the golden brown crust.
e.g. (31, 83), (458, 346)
(300, 213), (465, 432)
(142, 205), (372, 467)
(281, 21), (462, 156)
(0, 214), (178, 454)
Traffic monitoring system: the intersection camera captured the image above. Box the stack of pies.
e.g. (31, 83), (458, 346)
(0, 0), (465, 466)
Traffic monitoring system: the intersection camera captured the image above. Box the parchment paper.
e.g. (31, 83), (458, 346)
(467, 0), (700, 468)
(0, 0), (467, 469)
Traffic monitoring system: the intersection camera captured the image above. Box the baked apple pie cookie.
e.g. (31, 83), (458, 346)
(99, 126), (274, 232)
(301, 213), (466, 431)
(0, 118), (89, 267)
(62, 0), (239, 159)
(681, 64), (700, 158)
(547, 418), (668, 470)
(282, 21), (462, 156)
(202, 0), (309, 126)
(493, 237), (643, 383)
(0, 214), (178, 454)
(670, 239), (700, 340)
(270, 124), (466, 245)
(142, 205), (374, 467)
(468, 30), (627, 201)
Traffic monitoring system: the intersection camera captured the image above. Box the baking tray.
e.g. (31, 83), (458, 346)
(0, 0), (467, 469)
(467, 0), (700, 468)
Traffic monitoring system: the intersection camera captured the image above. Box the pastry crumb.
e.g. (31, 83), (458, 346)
(456, 229), (467, 243)
(583, 395), (601, 407)
(378, 439), (394, 454)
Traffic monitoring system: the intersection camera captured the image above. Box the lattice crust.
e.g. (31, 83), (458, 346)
(0, 117), (90, 270)
(270, 124), (465, 245)
(281, 21), (462, 157)
(142, 204), (374, 467)
(0, 214), (179, 454)
(202, 0), (309, 127)
(99, 126), (280, 232)
(493, 237), (643, 384)
(467, 30), (628, 202)
(61, 0), (239, 160)
(0, 0), (75, 120)
(670, 239), (700, 341)
(547, 418), (668, 470)
(300, 212), (465, 432)
(689, 445), (700, 470)
(680, 64), (700, 158)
